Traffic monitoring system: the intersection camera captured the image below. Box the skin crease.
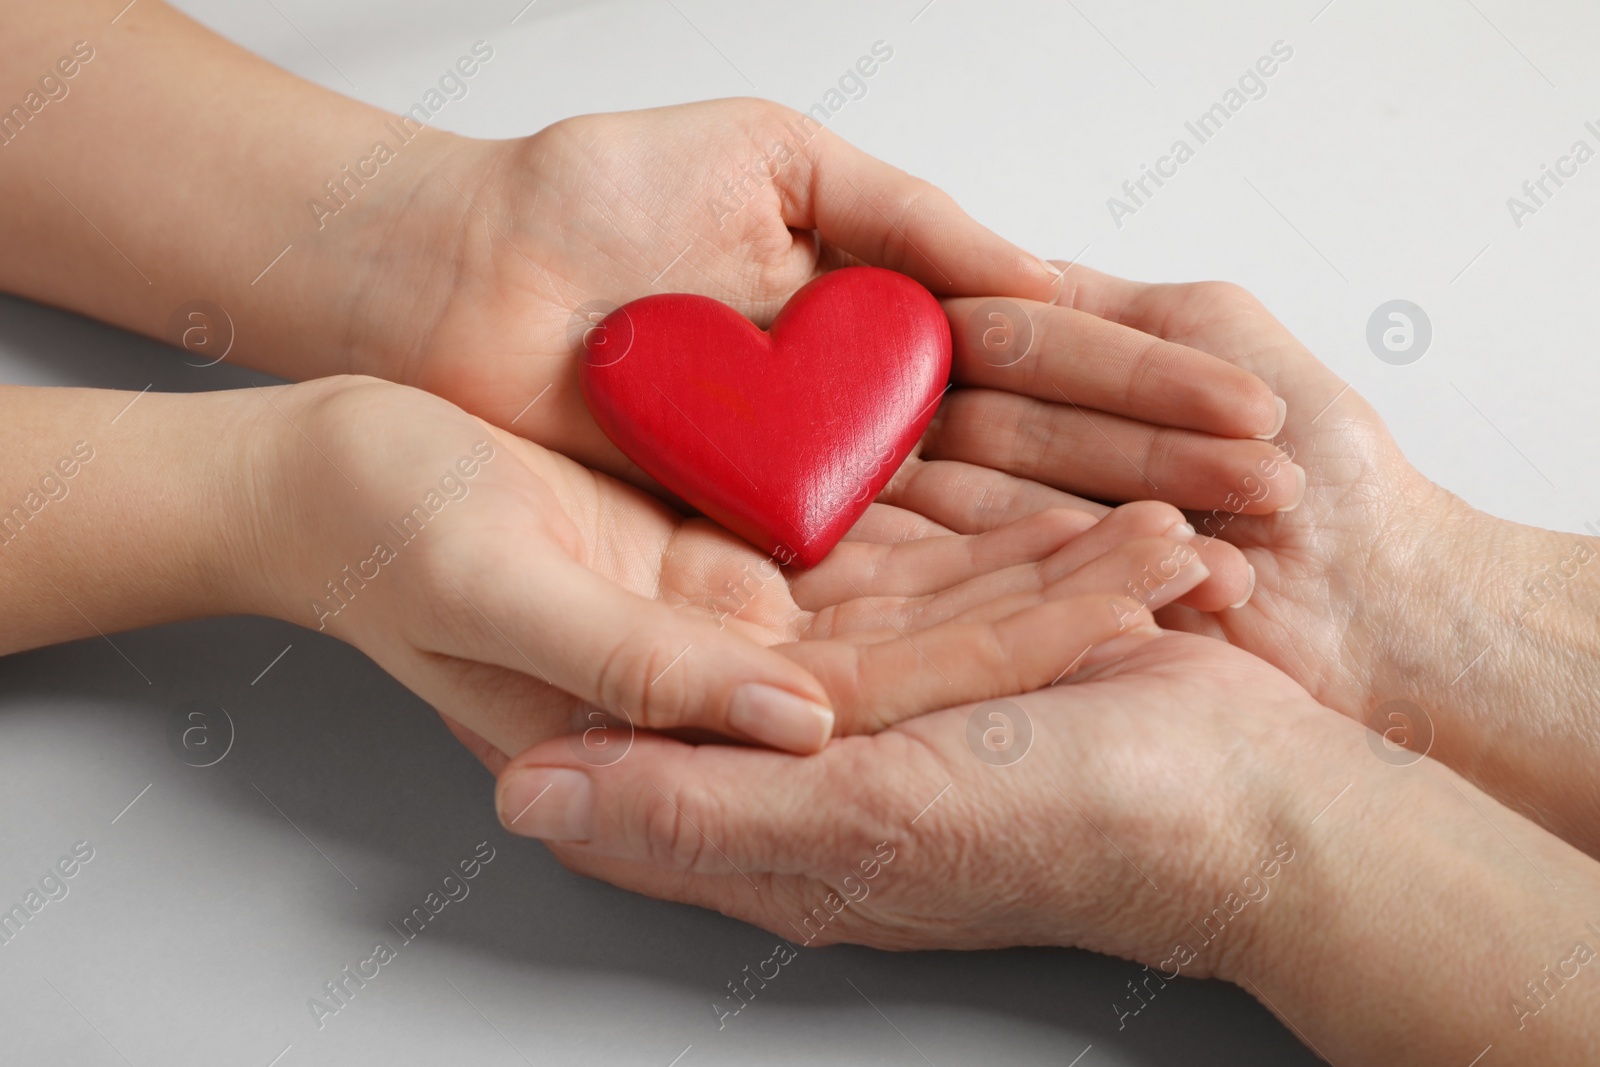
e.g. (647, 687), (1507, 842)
(381, 111), (1302, 514)
(932, 267), (1600, 856)
(0, 375), (1230, 761)
(0, 14), (1259, 749)
(0, 4), (1298, 518)
(494, 635), (1600, 1067)
(3, 4), (1599, 1063)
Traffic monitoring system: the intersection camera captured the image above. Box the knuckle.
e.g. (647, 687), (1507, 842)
(1129, 535), (1185, 573)
(902, 177), (954, 215)
(1188, 280), (1259, 309)
(594, 633), (685, 730)
(976, 624), (1023, 686)
(1005, 398), (1057, 476)
(872, 179), (947, 260)
(1121, 335), (1174, 407)
(1138, 426), (1180, 478)
(640, 782), (716, 873)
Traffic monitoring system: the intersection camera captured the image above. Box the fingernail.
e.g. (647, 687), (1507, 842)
(728, 684), (835, 753)
(1168, 521), (1196, 541)
(1230, 564), (1257, 610)
(1255, 396), (1287, 440)
(499, 768), (592, 840)
(1276, 465), (1308, 513)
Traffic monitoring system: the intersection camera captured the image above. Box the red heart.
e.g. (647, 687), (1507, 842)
(581, 267), (951, 568)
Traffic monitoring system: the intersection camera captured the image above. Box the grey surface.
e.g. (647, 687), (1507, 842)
(3, 0), (1598, 1063)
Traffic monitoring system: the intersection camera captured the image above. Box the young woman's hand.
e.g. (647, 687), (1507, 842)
(0, 4), (1291, 521)
(226, 376), (1251, 759)
(363, 100), (1291, 514)
(1, 376), (1240, 758)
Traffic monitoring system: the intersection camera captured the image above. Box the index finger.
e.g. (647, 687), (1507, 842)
(945, 295), (1283, 440)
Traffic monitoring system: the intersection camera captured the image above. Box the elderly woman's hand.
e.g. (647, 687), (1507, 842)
(491, 632), (1600, 1066)
(916, 265), (1600, 857)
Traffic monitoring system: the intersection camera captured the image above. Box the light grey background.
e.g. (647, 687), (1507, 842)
(3, 0), (1597, 1064)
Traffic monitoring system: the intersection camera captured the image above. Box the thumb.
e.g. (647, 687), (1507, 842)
(785, 121), (1061, 301)
(436, 555), (837, 754)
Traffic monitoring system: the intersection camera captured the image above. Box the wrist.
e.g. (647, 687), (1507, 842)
(227, 375), (401, 630)
(323, 134), (508, 386)
(1239, 728), (1600, 1065)
(1368, 483), (1600, 849)
(0, 386), (283, 653)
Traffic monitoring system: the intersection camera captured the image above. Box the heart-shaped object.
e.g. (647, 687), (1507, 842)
(581, 266), (951, 568)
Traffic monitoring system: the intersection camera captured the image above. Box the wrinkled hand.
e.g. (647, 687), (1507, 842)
(1015, 268), (1432, 716)
(489, 630), (1600, 1067)
(487, 633), (1330, 964)
(938, 265), (1600, 854)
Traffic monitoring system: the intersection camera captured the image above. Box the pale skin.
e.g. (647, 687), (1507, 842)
(0, 375), (1232, 758)
(4, 2), (1600, 1063)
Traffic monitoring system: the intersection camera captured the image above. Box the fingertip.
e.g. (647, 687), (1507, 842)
(1276, 464), (1308, 512)
(1229, 564), (1258, 610)
(1177, 539), (1255, 612)
(497, 766), (594, 841)
(1254, 396), (1288, 441)
(1099, 500), (1189, 540)
(727, 683), (835, 754)
(1226, 450), (1306, 515)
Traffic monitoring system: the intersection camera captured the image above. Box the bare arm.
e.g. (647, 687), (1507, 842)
(0, 0), (461, 381)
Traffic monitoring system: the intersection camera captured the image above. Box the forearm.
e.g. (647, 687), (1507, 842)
(1377, 490), (1600, 852)
(0, 0), (471, 380)
(0, 385), (271, 654)
(1237, 720), (1600, 1065)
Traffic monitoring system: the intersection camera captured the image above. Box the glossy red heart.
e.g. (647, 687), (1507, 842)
(580, 266), (951, 568)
